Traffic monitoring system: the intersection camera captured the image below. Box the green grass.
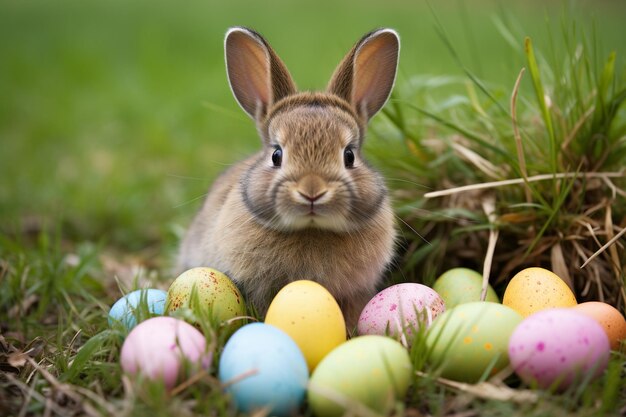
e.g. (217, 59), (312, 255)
(1, 0), (626, 416)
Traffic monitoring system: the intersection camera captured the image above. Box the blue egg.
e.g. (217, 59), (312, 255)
(219, 323), (309, 416)
(108, 289), (167, 330)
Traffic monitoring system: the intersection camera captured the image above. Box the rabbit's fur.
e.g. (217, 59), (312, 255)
(178, 27), (400, 327)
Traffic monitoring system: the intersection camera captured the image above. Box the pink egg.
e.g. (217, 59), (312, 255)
(357, 283), (445, 344)
(508, 309), (610, 390)
(120, 317), (210, 389)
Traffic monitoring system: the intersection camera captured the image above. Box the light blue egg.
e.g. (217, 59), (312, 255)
(108, 289), (167, 330)
(219, 323), (309, 416)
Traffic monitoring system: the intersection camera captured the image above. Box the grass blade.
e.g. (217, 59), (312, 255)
(525, 167), (580, 256)
(399, 101), (512, 162)
(525, 37), (558, 174)
(64, 330), (117, 383)
(592, 51), (616, 132)
(426, 0), (509, 117)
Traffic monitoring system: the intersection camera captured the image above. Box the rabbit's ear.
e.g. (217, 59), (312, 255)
(327, 29), (399, 121)
(225, 27), (296, 121)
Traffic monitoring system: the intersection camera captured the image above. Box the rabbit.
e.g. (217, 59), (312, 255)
(177, 27), (400, 328)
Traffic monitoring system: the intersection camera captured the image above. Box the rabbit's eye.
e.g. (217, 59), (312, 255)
(344, 147), (355, 168)
(272, 146), (283, 167)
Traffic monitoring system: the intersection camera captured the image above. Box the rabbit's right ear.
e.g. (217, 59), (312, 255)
(225, 27), (296, 121)
(327, 29), (400, 122)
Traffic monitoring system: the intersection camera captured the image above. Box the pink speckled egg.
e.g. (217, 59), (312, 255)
(357, 283), (445, 344)
(508, 309), (610, 390)
(120, 317), (210, 389)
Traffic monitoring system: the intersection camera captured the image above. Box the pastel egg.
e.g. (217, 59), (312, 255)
(503, 267), (577, 317)
(433, 268), (499, 308)
(108, 288), (167, 330)
(218, 323), (309, 417)
(508, 309), (610, 390)
(120, 316), (210, 389)
(426, 301), (523, 382)
(308, 335), (412, 417)
(357, 283), (445, 344)
(265, 280), (346, 371)
(572, 302), (626, 351)
(166, 267), (246, 332)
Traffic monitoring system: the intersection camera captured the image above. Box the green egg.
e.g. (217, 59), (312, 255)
(308, 336), (412, 417)
(426, 302), (522, 383)
(433, 268), (499, 308)
(166, 267), (246, 332)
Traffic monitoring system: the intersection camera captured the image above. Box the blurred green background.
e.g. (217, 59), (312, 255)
(1, 0), (625, 262)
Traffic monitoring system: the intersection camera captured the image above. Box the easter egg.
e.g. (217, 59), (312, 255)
(120, 317), (210, 389)
(308, 335), (412, 417)
(108, 288), (167, 330)
(572, 302), (626, 351)
(503, 267), (577, 317)
(426, 301), (523, 383)
(218, 323), (309, 417)
(433, 268), (499, 308)
(357, 283), (445, 344)
(265, 280), (346, 371)
(166, 267), (246, 331)
(508, 309), (610, 390)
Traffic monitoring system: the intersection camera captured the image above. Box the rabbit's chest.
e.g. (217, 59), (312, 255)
(239, 230), (350, 277)
(224, 227), (380, 296)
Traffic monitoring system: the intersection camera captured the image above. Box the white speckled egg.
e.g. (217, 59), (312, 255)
(357, 283), (445, 344)
(508, 308), (610, 390)
(166, 267), (246, 333)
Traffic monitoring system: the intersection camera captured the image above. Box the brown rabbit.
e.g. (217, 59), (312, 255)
(178, 27), (400, 327)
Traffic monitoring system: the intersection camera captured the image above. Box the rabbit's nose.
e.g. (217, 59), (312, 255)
(296, 174), (328, 203)
(298, 190), (327, 203)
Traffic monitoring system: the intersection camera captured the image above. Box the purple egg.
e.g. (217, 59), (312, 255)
(508, 308), (610, 390)
(120, 317), (211, 389)
(357, 283), (445, 345)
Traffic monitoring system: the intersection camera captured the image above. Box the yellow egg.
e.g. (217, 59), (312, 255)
(265, 280), (346, 371)
(503, 267), (577, 317)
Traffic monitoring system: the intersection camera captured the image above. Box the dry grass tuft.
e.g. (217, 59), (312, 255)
(370, 16), (626, 313)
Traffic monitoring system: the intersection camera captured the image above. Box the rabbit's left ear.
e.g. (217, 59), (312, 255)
(225, 27), (296, 121)
(327, 29), (400, 122)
